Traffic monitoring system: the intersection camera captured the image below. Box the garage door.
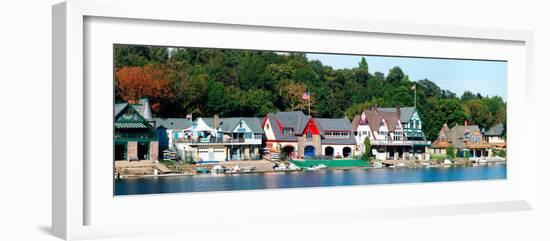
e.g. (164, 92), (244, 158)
(213, 148), (225, 161)
(198, 149), (210, 162)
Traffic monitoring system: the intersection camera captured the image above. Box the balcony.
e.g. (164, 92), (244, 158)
(115, 132), (157, 141)
(370, 140), (431, 146)
(174, 137), (261, 145)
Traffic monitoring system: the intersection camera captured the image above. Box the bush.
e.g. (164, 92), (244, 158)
(432, 154), (446, 161)
(494, 149), (506, 157)
(464, 151), (471, 159)
(361, 137), (372, 161)
(445, 146), (456, 159)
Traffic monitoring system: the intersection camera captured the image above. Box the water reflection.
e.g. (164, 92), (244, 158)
(115, 164), (506, 195)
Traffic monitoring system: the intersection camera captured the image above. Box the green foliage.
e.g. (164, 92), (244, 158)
(432, 154), (446, 162)
(494, 149), (506, 157)
(464, 151), (471, 159)
(445, 146), (456, 159)
(361, 137), (372, 161)
(114, 45), (506, 143)
(114, 45), (168, 68)
(386, 67), (406, 85)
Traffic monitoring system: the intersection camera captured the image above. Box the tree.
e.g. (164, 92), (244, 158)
(446, 146), (456, 159)
(354, 57), (370, 86)
(278, 81), (311, 112)
(115, 64), (174, 112)
(461, 91), (477, 102)
(113, 44), (507, 138)
(362, 136), (372, 161)
(114, 46), (168, 68)
(464, 99), (492, 130)
(386, 66), (406, 85)
(206, 79), (225, 114)
(422, 98), (467, 141)
(315, 86), (338, 118)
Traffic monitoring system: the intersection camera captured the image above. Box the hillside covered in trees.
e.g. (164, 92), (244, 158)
(114, 45), (506, 141)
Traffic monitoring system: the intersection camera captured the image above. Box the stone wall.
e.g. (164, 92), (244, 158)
(149, 141), (159, 161)
(127, 141), (138, 161)
(297, 135), (322, 157)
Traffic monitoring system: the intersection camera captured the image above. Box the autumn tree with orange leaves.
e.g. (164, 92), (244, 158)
(115, 64), (175, 112)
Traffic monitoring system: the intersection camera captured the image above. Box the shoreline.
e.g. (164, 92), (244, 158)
(116, 160), (507, 179)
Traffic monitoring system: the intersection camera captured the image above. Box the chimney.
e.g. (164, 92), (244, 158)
(214, 113), (219, 130)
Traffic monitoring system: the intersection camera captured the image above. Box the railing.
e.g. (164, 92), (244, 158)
(370, 140), (431, 146)
(229, 154), (262, 161)
(174, 137), (261, 144)
(114, 132), (157, 140)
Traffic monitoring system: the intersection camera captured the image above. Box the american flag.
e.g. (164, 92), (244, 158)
(302, 91), (310, 100)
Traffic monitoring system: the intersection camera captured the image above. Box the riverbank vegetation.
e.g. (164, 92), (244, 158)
(114, 45), (506, 141)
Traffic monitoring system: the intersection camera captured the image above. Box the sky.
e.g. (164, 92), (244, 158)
(306, 53), (507, 100)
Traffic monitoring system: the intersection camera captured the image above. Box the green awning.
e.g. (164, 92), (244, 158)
(115, 122), (148, 129)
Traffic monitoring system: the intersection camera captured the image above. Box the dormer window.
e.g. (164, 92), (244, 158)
(283, 128), (294, 135)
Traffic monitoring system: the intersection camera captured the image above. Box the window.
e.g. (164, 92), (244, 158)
(325, 132), (350, 139)
(283, 128), (293, 134)
(254, 133), (262, 139)
(306, 131), (312, 140)
(393, 132), (402, 141)
(244, 133), (252, 139)
(266, 123), (270, 129)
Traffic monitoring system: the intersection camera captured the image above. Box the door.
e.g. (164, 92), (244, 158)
(114, 143), (127, 160)
(304, 146), (315, 157)
(324, 146), (334, 157)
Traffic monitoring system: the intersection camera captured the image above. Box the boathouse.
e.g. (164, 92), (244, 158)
(430, 121), (491, 158)
(114, 98), (158, 161)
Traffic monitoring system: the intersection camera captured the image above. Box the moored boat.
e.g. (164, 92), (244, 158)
(196, 167), (210, 173)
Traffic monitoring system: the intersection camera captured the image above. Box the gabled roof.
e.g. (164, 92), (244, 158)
(362, 109), (401, 132)
(115, 103), (128, 117)
(264, 111), (310, 142)
(265, 113), (297, 141)
(378, 107), (416, 123)
(240, 117), (264, 133)
(275, 111), (309, 133)
(485, 123), (504, 136)
(114, 98), (153, 122)
(114, 103), (152, 129)
(201, 117), (264, 133)
(315, 118), (356, 145)
(315, 118), (353, 132)
(154, 118), (193, 130)
(433, 124), (489, 149)
(351, 115), (361, 131)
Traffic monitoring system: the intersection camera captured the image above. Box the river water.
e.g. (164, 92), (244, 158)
(115, 164), (506, 195)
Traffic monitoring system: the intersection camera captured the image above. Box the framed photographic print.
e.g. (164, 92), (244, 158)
(52, 0), (535, 240)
